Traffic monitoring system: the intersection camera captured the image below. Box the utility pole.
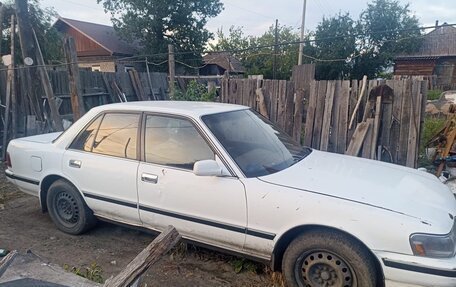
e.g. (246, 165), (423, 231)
(298, 0), (307, 65)
(273, 19), (278, 80)
(168, 44), (176, 99)
(0, 3), (4, 58)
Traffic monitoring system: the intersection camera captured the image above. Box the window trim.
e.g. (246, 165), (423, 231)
(68, 110), (143, 161)
(140, 112), (236, 177)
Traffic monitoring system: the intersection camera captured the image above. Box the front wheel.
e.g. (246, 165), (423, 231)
(282, 230), (379, 287)
(46, 179), (97, 235)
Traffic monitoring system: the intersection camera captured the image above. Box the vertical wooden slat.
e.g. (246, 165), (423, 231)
(320, 81), (335, 151)
(329, 80), (341, 152)
(293, 89), (305, 143)
(304, 81), (318, 147)
(337, 81), (350, 154)
(406, 80), (421, 167)
(312, 80), (327, 149)
(361, 118), (375, 159)
(347, 80), (359, 142)
(285, 82), (295, 137)
(270, 80), (279, 123)
(398, 80), (412, 166)
(277, 80), (287, 130)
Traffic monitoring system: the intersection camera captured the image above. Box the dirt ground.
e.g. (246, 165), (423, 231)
(0, 171), (282, 286)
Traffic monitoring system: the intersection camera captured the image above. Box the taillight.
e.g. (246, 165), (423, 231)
(5, 152), (11, 168)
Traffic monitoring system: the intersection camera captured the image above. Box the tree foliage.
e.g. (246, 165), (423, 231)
(98, 0), (223, 66)
(1, 0), (63, 63)
(210, 0), (422, 80)
(210, 24), (308, 79)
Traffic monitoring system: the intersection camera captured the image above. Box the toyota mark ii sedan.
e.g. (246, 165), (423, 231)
(5, 101), (456, 287)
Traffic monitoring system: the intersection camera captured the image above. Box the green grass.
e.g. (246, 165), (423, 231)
(418, 115), (446, 167)
(63, 262), (104, 283)
(427, 89), (443, 101)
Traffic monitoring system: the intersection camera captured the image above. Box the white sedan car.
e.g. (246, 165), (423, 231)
(5, 101), (456, 287)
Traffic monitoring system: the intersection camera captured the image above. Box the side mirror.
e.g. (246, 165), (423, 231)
(193, 160), (223, 177)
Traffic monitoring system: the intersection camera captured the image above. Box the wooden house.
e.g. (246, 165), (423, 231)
(200, 52), (245, 76)
(53, 18), (138, 72)
(394, 23), (456, 90)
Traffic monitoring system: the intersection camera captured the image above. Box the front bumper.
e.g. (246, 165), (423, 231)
(375, 251), (456, 287)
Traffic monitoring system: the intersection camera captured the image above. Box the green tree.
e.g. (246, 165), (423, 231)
(313, 13), (356, 80)
(98, 0), (223, 66)
(1, 0), (62, 63)
(352, 0), (422, 79)
(211, 24), (308, 79)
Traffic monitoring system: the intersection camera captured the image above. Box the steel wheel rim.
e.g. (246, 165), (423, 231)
(296, 250), (355, 287)
(54, 191), (80, 226)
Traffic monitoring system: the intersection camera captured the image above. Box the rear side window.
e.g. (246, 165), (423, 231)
(70, 115), (102, 152)
(70, 113), (140, 160)
(92, 113), (140, 160)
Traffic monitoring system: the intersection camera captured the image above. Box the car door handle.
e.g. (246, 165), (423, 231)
(69, 159), (82, 168)
(141, 173), (158, 184)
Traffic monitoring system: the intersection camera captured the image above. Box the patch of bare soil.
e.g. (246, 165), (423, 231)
(0, 172), (283, 287)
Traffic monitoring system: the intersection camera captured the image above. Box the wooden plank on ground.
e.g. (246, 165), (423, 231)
(320, 81), (336, 151)
(103, 226), (180, 287)
(345, 121), (371, 156)
(303, 80), (317, 146)
(312, 80), (327, 149)
(337, 80), (350, 154)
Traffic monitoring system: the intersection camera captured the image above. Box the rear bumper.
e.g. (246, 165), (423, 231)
(375, 251), (456, 287)
(4, 169), (40, 196)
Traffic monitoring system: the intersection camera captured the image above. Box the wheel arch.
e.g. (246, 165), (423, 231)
(39, 174), (82, 213)
(271, 224), (384, 286)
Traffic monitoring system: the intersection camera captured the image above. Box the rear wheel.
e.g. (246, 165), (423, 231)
(46, 179), (96, 234)
(282, 230), (378, 287)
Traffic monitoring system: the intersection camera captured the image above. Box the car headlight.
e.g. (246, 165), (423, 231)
(410, 224), (456, 258)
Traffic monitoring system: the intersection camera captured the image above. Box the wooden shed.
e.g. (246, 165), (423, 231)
(394, 23), (456, 90)
(53, 18), (138, 72)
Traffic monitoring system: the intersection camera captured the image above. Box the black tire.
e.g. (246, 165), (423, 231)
(46, 179), (97, 235)
(282, 229), (378, 287)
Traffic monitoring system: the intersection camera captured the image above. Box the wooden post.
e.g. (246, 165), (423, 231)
(32, 29), (63, 131)
(10, 15), (17, 139)
(64, 36), (86, 121)
(348, 75), (367, 130)
(2, 60), (12, 159)
(145, 57), (157, 100)
(103, 226), (181, 287)
(168, 44), (175, 99)
(15, 0), (44, 121)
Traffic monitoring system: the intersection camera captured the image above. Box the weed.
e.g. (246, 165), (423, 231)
(63, 262), (104, 283)
(231, 258), (262, 274)
(418, 115), (446, 167)
(427, 89), (443, 101)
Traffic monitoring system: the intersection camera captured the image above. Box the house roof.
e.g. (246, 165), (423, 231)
(54, 17), (137, 56)
(203, 52), (245, 73)
(396, 24), (456, 59)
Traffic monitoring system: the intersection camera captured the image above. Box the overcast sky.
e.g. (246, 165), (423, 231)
(41, 0), (455, 37)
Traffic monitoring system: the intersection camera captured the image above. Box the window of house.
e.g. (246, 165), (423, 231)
(91, 65), (101, 72)
(91, 113), (140, 160)
(144, 115), (214, 169)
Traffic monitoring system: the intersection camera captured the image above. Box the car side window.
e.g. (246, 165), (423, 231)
(91, 113), (140, 160)
(70, 115), (103, 152)
(145, 115), (214, 169)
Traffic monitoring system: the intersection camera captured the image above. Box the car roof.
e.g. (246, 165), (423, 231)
(91, 101), (248, 117)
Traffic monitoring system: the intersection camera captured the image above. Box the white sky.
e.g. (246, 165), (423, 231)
(41, 0), (456, 36)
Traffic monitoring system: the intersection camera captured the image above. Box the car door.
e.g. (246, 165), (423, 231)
(62, 112), (141, 225)
(137, 114), (247, 250)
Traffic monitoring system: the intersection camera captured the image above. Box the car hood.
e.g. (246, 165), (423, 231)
(18, 132), (62, 143)
(260, 150), (456, 225)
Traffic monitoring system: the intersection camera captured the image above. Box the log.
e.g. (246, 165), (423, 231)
(0, 250), (18, 275)
(64, 36), (86, 121)
(345, 121), (371, 156)
(103, 226), (181, 287)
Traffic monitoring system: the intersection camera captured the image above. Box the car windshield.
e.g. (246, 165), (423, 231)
(202, 109), (312, 178)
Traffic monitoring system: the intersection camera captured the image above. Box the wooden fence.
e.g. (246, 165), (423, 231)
(221, 70), (427, 168)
